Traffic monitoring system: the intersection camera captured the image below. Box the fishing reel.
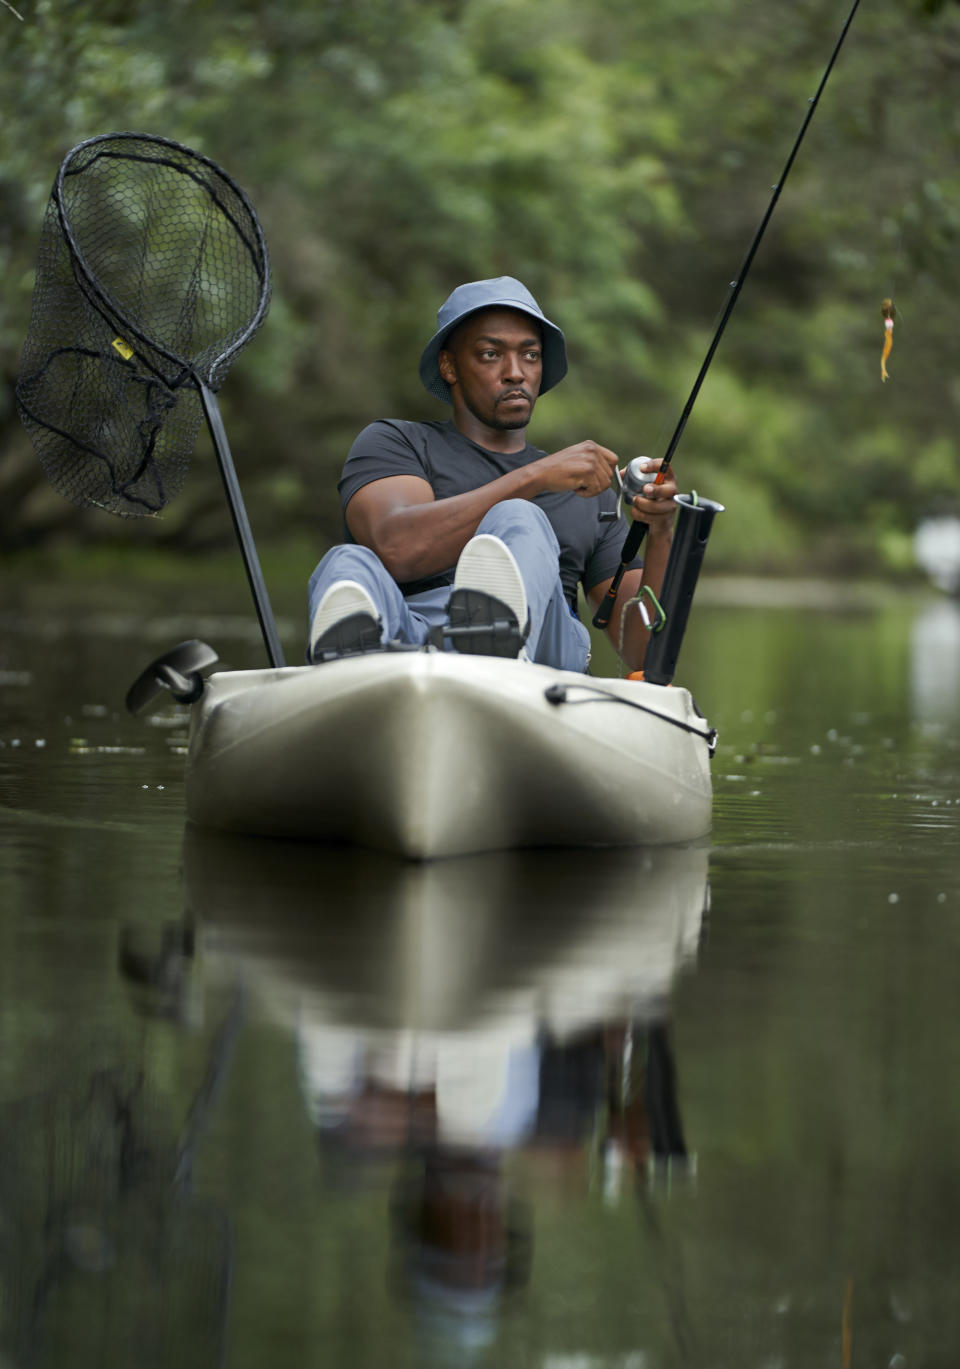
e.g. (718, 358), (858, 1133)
(600, 458), (658, 521)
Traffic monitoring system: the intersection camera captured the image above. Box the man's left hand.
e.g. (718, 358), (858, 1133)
(625, 457), (677, 534)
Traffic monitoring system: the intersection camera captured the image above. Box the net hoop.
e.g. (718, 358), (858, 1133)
(54, 131), (271, 389)
(16, 131), (271, 517)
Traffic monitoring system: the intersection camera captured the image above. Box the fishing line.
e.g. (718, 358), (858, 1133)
(594, 0), (863, 631)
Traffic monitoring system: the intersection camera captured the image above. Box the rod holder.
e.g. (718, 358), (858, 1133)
(641, 494), (724, 687)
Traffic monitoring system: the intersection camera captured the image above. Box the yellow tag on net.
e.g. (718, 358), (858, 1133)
(112, 336), (134, 360)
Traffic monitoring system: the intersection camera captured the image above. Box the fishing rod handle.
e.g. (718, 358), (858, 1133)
(591, 517), (649, 630)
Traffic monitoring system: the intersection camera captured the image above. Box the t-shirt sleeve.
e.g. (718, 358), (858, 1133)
(580, 498), (645, 594)
(337, 420), (433, 512)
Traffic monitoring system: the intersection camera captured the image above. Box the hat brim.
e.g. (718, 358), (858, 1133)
(419, 303), (567, 406)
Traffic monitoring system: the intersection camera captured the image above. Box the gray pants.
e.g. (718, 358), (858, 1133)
(307, 499), (591, 671)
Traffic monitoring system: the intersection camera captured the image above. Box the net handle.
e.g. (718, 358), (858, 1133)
(199, 383), (285, 669)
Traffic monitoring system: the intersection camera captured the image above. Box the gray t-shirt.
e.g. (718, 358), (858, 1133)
(338, 419), (641, 606)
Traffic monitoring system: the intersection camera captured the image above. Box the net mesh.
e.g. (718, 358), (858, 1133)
(16, 132), (270, 517)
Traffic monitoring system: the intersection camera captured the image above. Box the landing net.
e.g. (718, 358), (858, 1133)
(16, 132), (270, 517)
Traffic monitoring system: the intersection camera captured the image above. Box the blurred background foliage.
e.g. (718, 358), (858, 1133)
(1, 0), (958, 576)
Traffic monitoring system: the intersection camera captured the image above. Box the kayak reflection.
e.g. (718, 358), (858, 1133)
(184, 835), (707, 1039)
(186, 836), (707, 1355)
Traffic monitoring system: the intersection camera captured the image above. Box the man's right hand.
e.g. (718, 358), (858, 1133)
(535, 441), (619, 497)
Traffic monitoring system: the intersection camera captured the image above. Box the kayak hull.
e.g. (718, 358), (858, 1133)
(185, 651), (713, 859)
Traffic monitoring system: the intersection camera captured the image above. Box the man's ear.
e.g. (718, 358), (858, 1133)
(438, 348), (457, 387)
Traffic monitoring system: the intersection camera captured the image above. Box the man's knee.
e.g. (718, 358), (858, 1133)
(310, 543), (385, 576)
(477, 499), (559, 551)
(308, 543), (387, 595)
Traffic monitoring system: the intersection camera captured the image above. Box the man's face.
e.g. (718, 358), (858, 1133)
(439, 308), (543, 432)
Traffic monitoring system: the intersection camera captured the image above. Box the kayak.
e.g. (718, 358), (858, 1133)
(125, 493), (721, 861)
(183, 650), (715, 860)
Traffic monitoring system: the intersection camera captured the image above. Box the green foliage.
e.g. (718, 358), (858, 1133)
(1, 0), (958, 575)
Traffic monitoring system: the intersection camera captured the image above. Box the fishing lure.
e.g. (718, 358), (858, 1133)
(880, 298), (895, 382)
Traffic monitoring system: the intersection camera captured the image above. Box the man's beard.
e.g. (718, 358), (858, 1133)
(463, 390), (531, 432)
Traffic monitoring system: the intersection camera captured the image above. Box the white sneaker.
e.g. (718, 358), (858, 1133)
(308, 580), (382, 662)
(447, 535), (529, 658)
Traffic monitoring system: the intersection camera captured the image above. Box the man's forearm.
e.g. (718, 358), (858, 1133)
(347, 440), (619, 584)
(348, 464), (551, 583)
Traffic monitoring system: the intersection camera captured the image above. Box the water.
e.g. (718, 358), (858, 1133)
(1, 572), (958, 1367)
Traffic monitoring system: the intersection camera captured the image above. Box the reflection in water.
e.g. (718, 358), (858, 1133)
(186, 835), (707, 1361)
(118, 920), (198, 1023)
(911, 599), (960, 722)
(185, 835), (707, 1036)
(390, 1147), (531, 1363)
(0, 959), (242, 1369)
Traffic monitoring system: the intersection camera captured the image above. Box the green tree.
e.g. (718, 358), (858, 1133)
(1, 0), (958, 575)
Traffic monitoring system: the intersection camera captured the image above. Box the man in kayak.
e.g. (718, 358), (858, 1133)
(307, 276), (677, 672)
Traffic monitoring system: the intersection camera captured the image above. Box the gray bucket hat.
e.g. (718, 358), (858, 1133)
(419, 276), (567, 405)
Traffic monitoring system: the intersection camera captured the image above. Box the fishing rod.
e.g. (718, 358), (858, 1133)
(593, 0), (862, 631)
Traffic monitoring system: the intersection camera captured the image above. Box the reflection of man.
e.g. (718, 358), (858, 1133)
(297, 1023), (536, 1358)
(391, 1143), (532, 1364)
(307, 277), (677, 671)
(297, 1025), (541, 1158)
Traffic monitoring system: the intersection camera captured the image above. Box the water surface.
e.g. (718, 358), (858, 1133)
(1, 574), (958, 1366)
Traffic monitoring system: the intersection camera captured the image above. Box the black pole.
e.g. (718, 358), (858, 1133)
(593, 0), (862, 631)
(199, 382), (286, 668)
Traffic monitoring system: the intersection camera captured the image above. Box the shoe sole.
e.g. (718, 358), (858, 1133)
(453, 535), (527, 624)
(309, 580), (382, 661)
(448, 535), (528, 658)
